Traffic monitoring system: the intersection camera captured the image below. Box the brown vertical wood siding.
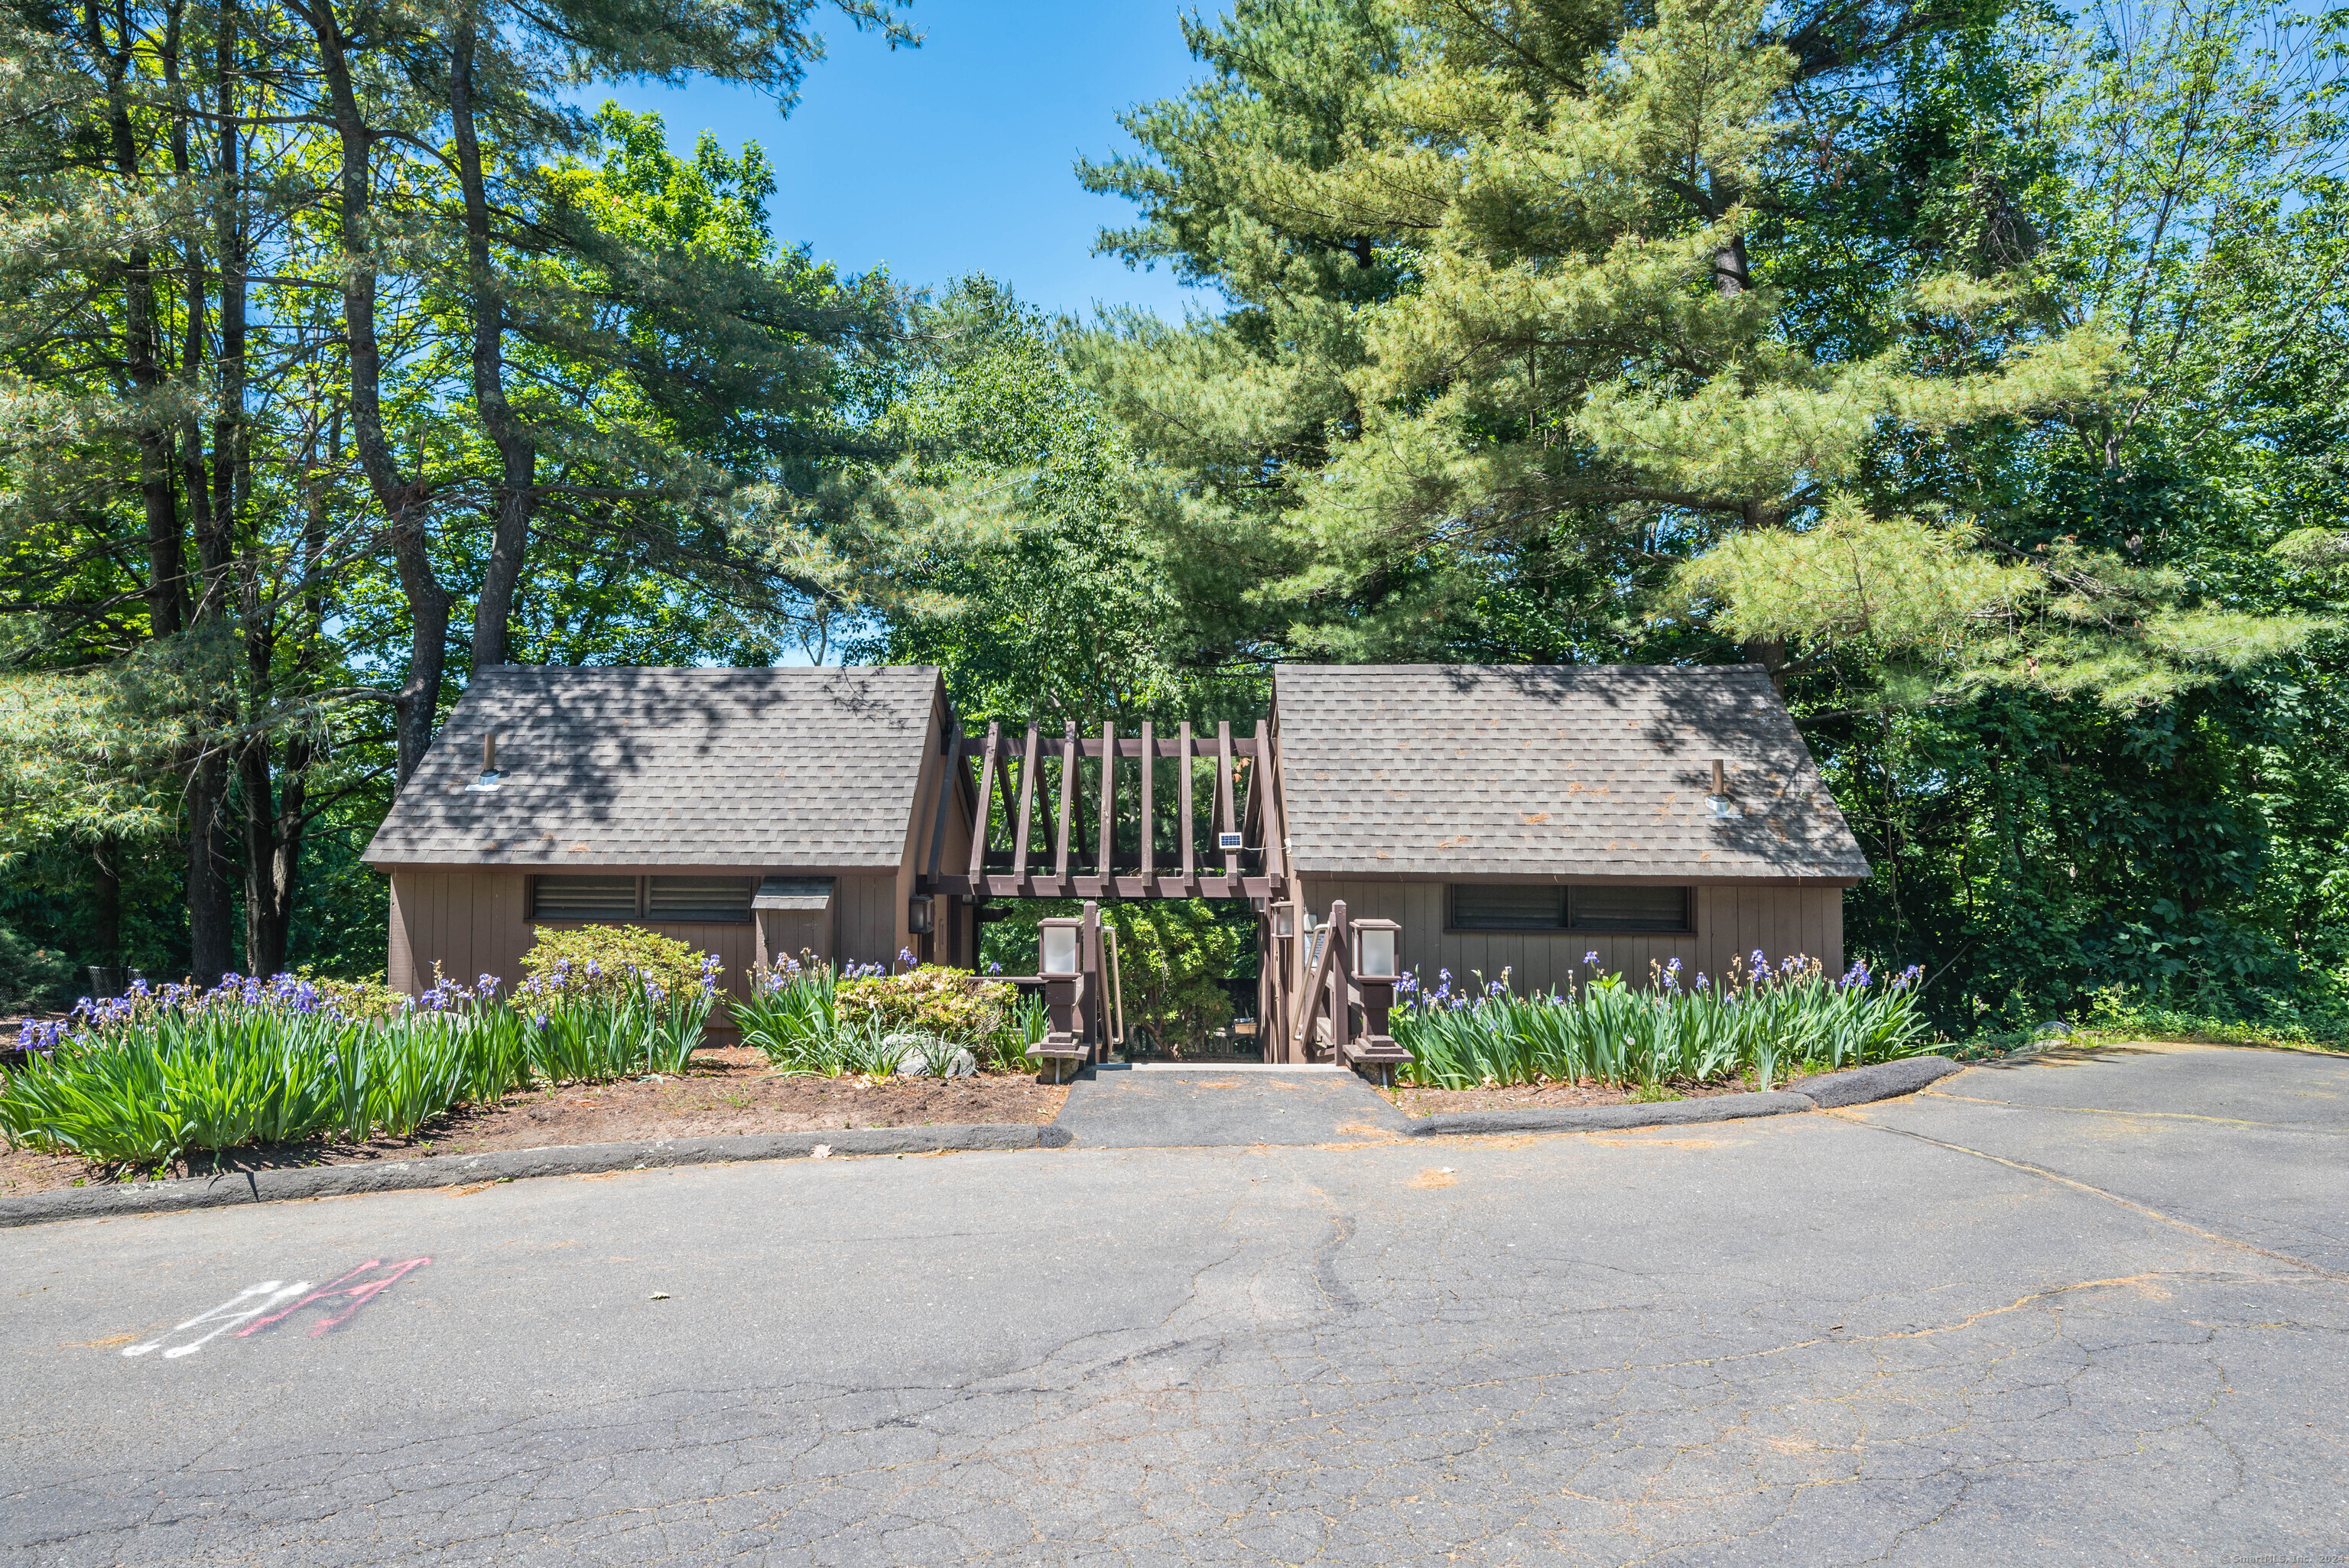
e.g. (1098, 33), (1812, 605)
(387, 868), (911, 1004)
(1298, 877), (1846, 1008)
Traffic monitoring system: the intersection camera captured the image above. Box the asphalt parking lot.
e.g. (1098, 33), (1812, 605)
(5, 1040), (2344, 1565)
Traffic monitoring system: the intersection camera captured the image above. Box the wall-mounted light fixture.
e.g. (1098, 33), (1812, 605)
(1269, 902), (1296, 940)
(906, 894), (935, 936)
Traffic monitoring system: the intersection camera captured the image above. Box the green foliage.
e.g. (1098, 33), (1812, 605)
(1100, 904), (1241, 1053)
(0, 920), (72, 1013)
(982, 900), (1246, 1053)
(518, 926), (719, 1005)
(1678, 499), (2325, 708)
(731, 959), (840, 1068)
(850, 278), (1245, 729)
(1395, 959), (1932, 1091)
(732, 959), (1040, 1076)
(834, 964), (1015, 1043)
(0, 967), (716, 1165)
(2078, 979), (2349, 1049)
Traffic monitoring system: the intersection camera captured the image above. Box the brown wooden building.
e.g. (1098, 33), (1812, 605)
(369, 661), (1866, 1062)
(1259, 665), (1870, 1044)
(363, 665), (983, 1004)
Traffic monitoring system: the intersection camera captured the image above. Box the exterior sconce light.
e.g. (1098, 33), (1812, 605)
(1353, 918), (1400, 979)
(1038, 917), (1081, 977)
(1270, 902), (1295, 939)
(906, 894), (935, 936)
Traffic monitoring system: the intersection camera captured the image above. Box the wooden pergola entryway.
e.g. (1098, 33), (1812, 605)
(914, 718), (1405, 1077)
(919, 719), (1284, 902)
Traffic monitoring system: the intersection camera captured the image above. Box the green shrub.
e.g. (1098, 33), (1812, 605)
(835, 965), (1013, 1044)
(2075, 980), (2349, 1048)
(1100, 903), (1239, 1053)
(310, 971), (410, 1021)
(519, 926), (716, 1005)
(733, 959), (1042, 1076)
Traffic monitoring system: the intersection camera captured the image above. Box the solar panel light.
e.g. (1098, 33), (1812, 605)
(1217, 830), (1244, 851)
(1038, 918), (1081, 976)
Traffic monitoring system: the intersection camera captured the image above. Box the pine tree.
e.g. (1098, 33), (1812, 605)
(1083, 0), (2322, 704)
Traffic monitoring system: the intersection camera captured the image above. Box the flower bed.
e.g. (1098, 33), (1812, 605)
(3, 945), (724, 1167)
(1394, 953), (1930, 1091)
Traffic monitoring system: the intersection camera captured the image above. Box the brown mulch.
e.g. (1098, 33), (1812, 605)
(0, 1045), (1067, 1199)
(1386, 1073), (1818, 1118)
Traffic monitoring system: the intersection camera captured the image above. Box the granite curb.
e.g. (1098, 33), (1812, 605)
(0, 1123), (1074, 1230)
(1402, 1054), (1962, 1138)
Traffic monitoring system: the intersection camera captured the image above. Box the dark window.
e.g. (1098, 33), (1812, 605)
(1568, 886), (1691, 933)
(1449, 885), (1568, 930)
(530, 875), (639, 922)
(648, 876), (752, 924)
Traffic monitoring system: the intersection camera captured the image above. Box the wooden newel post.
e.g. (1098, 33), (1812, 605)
(1342, 913), (1408, 1086)
(1078, 901), (1104, 1063)
(1326, 899), (1352, 1055)
(1035, 914), (1084, 1083)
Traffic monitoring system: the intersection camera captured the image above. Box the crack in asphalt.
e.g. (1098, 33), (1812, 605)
(6, 1064), (2347, 1565)
(1832, 1110), (2349, 1281)
(1917, 1089), (2349, 1135)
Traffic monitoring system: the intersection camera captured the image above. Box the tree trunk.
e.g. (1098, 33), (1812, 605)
(452, 18), (534, 670)
(301, 0), (450, 784)
(239, 735), (306, 977)
(187, 755), (236, 982)
(88, 0), (187, 640)
(160, 2), (240, 979)
(91, 843), (122, 966)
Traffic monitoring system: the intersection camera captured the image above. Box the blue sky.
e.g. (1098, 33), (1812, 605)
(587, 2), (1222, 322)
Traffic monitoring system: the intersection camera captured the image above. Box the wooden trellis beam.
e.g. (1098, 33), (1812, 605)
(1012, 722), (1039, 881)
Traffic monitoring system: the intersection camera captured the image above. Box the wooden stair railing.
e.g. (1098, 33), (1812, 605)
(1287, 900), (1409, 1081)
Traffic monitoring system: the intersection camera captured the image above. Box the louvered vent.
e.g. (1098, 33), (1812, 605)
(1568, 886), (1691, 933)
(530, 875), (639, 921)
(647, 876), (752, 924)
(1449, 885), (1567, 930)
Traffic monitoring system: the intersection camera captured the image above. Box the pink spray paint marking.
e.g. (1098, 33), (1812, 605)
(235, 1257), (433, 1340)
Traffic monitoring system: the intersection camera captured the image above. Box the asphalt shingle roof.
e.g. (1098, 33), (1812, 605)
(1272, 665), (1870, 881)
(364, 665), (942, 868)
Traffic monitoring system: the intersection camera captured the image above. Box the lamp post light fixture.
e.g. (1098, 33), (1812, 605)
(1349, 917), (1405, 1073)
(1038, 917), (1082, 978)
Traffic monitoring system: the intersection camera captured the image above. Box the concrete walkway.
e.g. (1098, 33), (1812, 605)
(1053, 1062), (1411, 1146)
